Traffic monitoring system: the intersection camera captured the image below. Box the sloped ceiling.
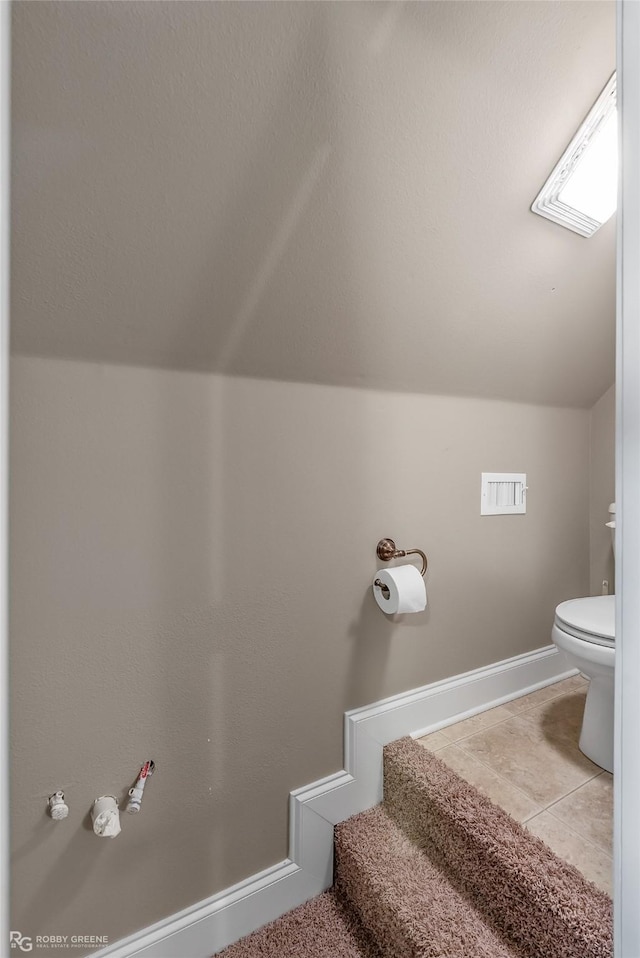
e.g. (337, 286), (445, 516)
(11, 0), (616, 407)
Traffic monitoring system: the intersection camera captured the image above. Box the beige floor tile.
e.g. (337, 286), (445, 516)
(517, 689), (587, 740)
(503, 677), (583, 715)
(562, 673), (589, 690)
(459, 711), (601, 806)
(438, 705), (513, 743)
(416, 730), (450, 752)
(424, 675), (612, 899)
(548, 773), (613, 854)
(525, 810), (613, 896)
(436, 743), (542, 822)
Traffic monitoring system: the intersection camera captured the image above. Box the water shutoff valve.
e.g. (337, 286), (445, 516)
(48, 791), (69, 821)
(127, 760), (155, 814)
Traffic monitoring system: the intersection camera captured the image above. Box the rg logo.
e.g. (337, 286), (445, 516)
(10, 931), (33, 952)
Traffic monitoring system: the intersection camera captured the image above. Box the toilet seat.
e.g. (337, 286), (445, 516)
(554, 595), (615, 648)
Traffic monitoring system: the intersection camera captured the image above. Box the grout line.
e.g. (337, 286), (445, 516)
(439, 697), (559, 743)
(438, 715), (513, 744)
(423, 678), (589, 747)
(518, 767), (604, 819)
(545, 769), (607, 810)
(451, 723), (604, 815)
(522, 809), (542, 824)
(502, 684), (588, 718)
(439, 684), (589, 747)
(452, 740), (546, 813)
(440, 701), (554, 746)
(520, 772), (608, 821)
(540, 769), (606, 812)
(542, 773), (614, 855)
(543, 807), (613, 859)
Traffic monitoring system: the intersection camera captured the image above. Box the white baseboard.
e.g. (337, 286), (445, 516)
(92, 645), (572, 958)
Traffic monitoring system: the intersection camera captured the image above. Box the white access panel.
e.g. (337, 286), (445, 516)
(481, 473), (527, 515)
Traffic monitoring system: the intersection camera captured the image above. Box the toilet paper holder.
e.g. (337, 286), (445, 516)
(374, 538), (428, 599)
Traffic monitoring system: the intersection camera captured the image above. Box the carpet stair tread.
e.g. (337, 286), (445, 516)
(335, 803), (528, 958)
(215, 890), (381, 958)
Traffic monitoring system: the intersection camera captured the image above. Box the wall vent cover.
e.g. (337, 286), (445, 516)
(481, 473), (527, 515)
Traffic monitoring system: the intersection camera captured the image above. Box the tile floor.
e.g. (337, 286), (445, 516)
(416, 675), (613, 895)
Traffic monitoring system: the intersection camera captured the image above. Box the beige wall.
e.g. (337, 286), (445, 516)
(10, 356), (591, 950)
(8, 4), (614, 952)
(590, 384), (616, 595)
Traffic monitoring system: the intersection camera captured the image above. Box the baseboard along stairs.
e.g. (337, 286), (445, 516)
(93, 647), (611, 958)
(219, 736), (612, 958)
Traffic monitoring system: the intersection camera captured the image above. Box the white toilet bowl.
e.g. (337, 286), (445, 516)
(552, 594), (615, 773)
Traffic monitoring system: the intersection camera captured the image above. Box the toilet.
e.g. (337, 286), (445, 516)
(551, 504), (616, 773)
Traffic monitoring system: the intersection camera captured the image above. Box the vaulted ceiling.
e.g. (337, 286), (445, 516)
(11, 0), (616, 407)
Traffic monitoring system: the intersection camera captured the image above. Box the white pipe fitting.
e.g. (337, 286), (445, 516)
(91, 795), (121, 838)
(126, 760), (155, 814)
(48, 791), (69, 821)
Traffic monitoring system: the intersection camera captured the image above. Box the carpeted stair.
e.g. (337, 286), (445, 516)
(217, 889), (381, 958)
(217, 737), (613, 958)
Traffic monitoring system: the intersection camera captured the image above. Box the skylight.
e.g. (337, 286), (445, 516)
(531, 73), (617, 237)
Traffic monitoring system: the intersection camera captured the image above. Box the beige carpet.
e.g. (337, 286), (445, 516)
(217, 889), (381, 958)
(216, 737), (612, 958)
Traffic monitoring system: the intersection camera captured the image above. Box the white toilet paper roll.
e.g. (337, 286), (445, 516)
(372, 564), (427, 614)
